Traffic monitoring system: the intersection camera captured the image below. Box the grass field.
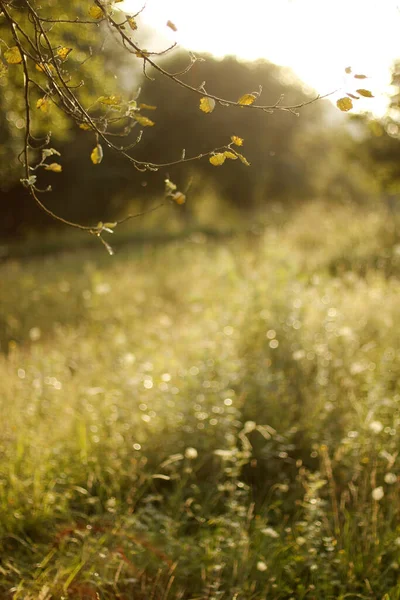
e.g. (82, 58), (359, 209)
(1, 200), (400, 599)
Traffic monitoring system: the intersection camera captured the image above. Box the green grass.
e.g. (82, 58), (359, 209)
(1, 200), (400, 599)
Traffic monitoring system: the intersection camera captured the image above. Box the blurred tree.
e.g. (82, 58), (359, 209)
(0, 0), (339, 244)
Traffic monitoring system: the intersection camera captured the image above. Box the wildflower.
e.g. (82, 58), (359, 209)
(384, 473), (397, 485)
(369, 421), (383, 434)
(372, 486), (384, 501)
(185, 447), (198, 460)
(296, 536), (307, 546)
(257, 561), (268, 572)
(261, 527), (279, 539)
(29, 327), (41, 341)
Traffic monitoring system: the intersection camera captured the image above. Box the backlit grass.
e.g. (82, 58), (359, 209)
(1, 201), (400, 599)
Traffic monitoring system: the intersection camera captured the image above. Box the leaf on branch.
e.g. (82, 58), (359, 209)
(231, 135), (243, 146)
(135, 49), (150, 58)
(224, 151), (238, 160)
(0, 62), (8, 79)
(354, 74), (367, 79)
(21, 175), (37, 187)
(209, 153), (226, 166)
(238, 93), (256, 106)
(165, 178), (177, 193)
(36, 63), (57, 75)
(44, 163), (62, 173)
(4, 46), (22, 65)
(356, 88), (374, 98)
(235, 152), (250, 166)
(91, 144), (104, 164)
(139, 103), (157, 110)
(57, 47), (73, 61)
(42, 148), (60, 158)
(172, 192), (186, 204)
(166, 20), (178, 32)
(128, 17), (138, 30)
(79, 123), (93, 130)
(98, 95), (121, 106)
(88, 5), (103, 19)
(336, 97), (353, 112)
(134, 114), (155, 127)
(199, 97), (216, 113)
(36, 97), (51, 113)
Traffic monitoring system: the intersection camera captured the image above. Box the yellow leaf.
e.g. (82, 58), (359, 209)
(4, 46), (22, 65)
(238, 93), (256, 106)
(209, 153), (226, 166)
(172, 192), (186, 204)
(135, 49), (150, 58)
(0, 63), (8, 79)
(128, 17), (138, 30)
(345, 66), (352, 74)
(224, 151), (238, 160)
(354, 74), (367, 79)
(231, 135), (243, 146)
(134, 114), (155, 127)
(44, 162), (62, 173)
(356, 88), (374, 98)
(199, 97), (216, 113)
(166, 20), (178, 32)
(57, 47), (72, 61)
(139, 103), (157, 110)
(88, 5), (103, 19)
(91, 144), (103, 165)
(79, 123), (92, 130)
(336, 97), (353, 112)
(236, 152), (250, 166)
(36, 62), (56, 75)
(36, 97), (51, 113)
(98, 95), (121, 106)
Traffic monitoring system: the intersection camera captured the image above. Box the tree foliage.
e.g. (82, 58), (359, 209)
(0, 0), (347, 246)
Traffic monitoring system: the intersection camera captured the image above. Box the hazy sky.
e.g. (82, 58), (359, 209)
(122, 0), (400, 115)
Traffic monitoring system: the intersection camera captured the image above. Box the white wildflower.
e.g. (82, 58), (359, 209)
(256, 561), (268, 572)
(369, 421), (383, 434)
(261, 527), (279, 539)
(372, 486), (384, 501)
(185, 447), (198, 460)
(384, 473), (397, 485)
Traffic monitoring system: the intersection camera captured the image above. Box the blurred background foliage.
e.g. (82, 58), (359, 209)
(1, 0), (398, 240)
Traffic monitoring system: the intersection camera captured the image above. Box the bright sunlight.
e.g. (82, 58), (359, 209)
(123, 0), (400, 115)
